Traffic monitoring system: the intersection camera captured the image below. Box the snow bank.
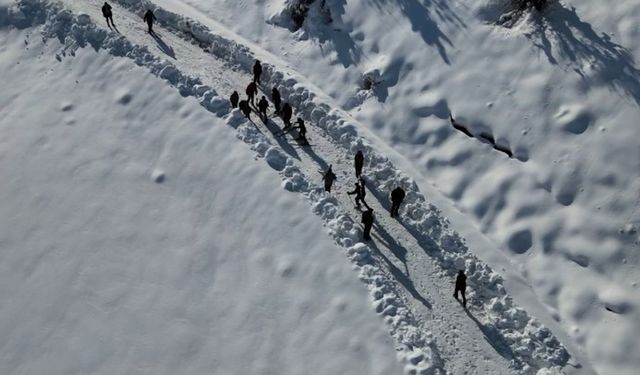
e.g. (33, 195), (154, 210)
(0, 14), (403, 375)
(4, 0), (572, 372)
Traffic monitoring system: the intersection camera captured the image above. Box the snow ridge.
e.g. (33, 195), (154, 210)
(5, 0), (569, 373)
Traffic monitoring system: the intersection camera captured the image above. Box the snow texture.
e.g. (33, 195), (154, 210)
(3, 0), (638, 373)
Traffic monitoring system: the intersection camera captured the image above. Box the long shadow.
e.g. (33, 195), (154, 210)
(364, 181), (540, 363)
(366, 184), (455, 270)
(464, 309), (519, 366)
(311, 0), (364, 67)
(368, 235), (432, 310)
(151, 31), (176, 59)
(367, 0), (465, 65)
(251, 108), (302, 161)
(372, 222), (408, 274)
(527, 3), (640, 105)
(396, 0), (454, 65)
(299, 140), (329, 171)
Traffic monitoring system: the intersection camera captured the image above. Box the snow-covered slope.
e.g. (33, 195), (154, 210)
(2, 0), (638, 374)
(0, 18), (403, 375)
(149, 0), (639, 373)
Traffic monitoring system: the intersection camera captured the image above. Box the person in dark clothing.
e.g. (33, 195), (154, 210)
(354, 150), (364, 178)
(257, 95), (269, 122)
(271, 87), (281, 115)
(361, 208), (374, 241)
(230, 91), (239, 108)
(293, 117), (308, 145)
(102, 2), (115, 29)
(281, 102), (293, 129)
(246, 81), (258, 106)
(238, 99), (251, 119)
(253, 60), (263, 84)
(390, 186), (406, 218)
(143, 9), (157, 34)
(454, 270), (467, 308)
(348, 178), (368, 209)
(322, 165), (337, 192)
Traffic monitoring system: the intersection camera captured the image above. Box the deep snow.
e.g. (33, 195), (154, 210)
(1, 0), (639, 374)
(149, 0), (640, 374)
(0, 23), (402, 375)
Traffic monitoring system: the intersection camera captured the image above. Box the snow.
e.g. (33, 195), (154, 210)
(150, 0), (639, 373)
(0, 18), (401, 375)
(2, 0), (639, 374)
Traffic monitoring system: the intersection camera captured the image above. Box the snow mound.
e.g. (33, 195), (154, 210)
(4, 0), (575, 372)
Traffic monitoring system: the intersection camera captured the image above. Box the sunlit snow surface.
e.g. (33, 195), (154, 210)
(0, 27), (401, 375)
(1, 0), (639, 374)
(127, 0), (639, 373)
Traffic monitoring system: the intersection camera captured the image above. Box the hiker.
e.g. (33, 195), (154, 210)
(454, 270), (467, 308)
(253, 60), (263, 84)
(293, 117), (308, 145)
(348, 178), (368, 209)
(102, 2), (115, 29)
(322, 165), (337, 192)
(281, 102), (293, 129)
(257, 96), (269, 122)
(238, 99), (251, 119)
(361, 208), (374, 241)
(246, 81), (258, 106)
(271, 87), (281, 114)
(230, 91), (239, 108)
(354, 150), (364, 177)
(390, 186), (406, 218)
(143, 9), (157, 34)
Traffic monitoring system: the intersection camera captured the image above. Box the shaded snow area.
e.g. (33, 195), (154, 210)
(1, 0), (638, 374)
(0, 16), (402, 375)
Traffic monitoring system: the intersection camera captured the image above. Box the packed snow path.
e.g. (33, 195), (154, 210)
(9, 0), (586, 373)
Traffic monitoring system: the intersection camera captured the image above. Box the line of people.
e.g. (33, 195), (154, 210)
(321, 150), (407, 241)
(229, 60), (308, 145)
(103, 2), (469, 309)
(323, 149), (468, 306)
(229, 52), (468, 309)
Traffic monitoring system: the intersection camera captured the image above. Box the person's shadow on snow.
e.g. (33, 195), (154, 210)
(150, 31), (175, 59)
(368, 229), (432, 310)
(463, 308), (518, 364)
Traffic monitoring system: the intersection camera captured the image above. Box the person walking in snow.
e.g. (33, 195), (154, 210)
(454, 270), (467, 308)
(143, 9), (157, 34)
(281, 102), (293, 129)
(257, 95), (269, 122)
(322, 165), (337, 192)
(246, 81), (258, 106)
(253, 60), (263, 84)
(239, 99), (251, 119)
(230, 90), (239, 108)
(354, 150), (364, 178)
(348, 178), (369, 209)
(271, 87), (281, 115)
(102, 2), (115, 29)
(293, 117), (309, 145)
(390, 186), (406, 218)
(361, 208), (374, 241)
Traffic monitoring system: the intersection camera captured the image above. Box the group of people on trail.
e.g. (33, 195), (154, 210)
(321, 150), (409, 246)
(101, 1), (470, 311)
(229, 60), (309, 145)
(320, 151), (470, 309)
(101, 3), (157, 34)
